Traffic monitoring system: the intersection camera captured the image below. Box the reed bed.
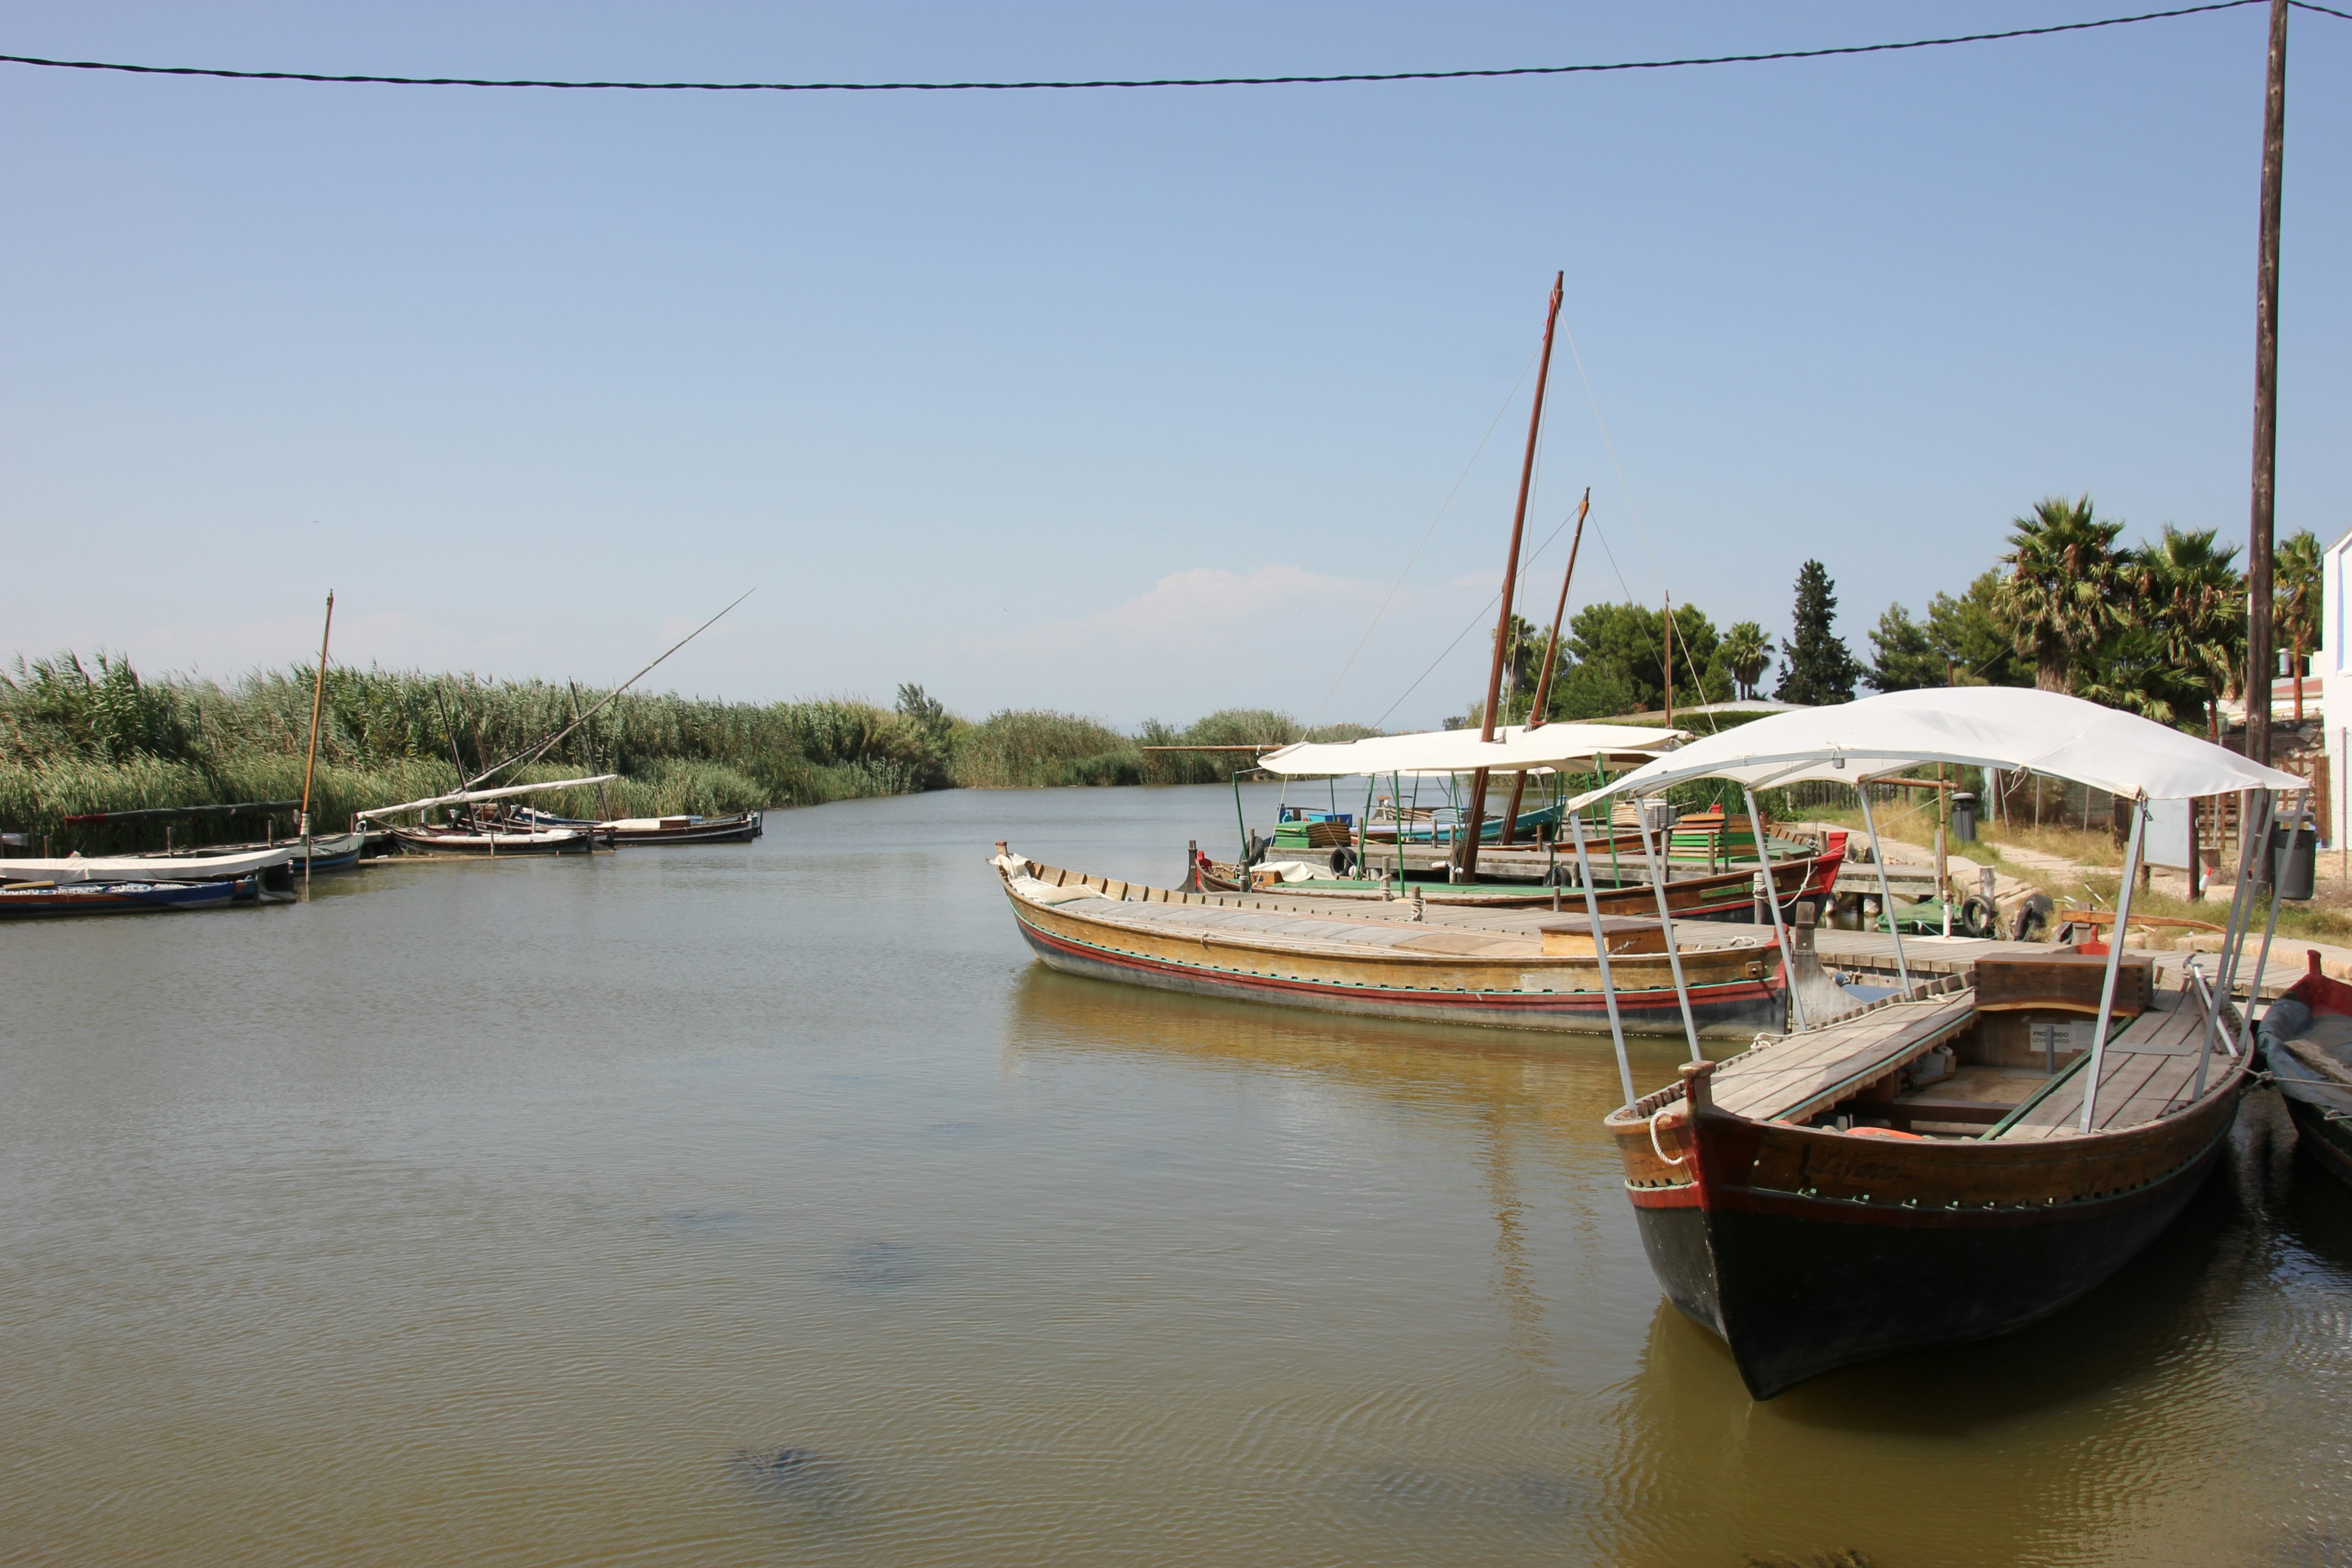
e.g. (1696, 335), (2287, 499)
(1, 653), (1378, 852)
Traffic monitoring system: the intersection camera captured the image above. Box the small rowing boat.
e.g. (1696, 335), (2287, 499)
(507, 807), (764, 845)
(0, 845), (295, 886)
(385, 824), (600, 856)
(358, 774), (619, 859)
(0, 878), (242, 918)
(992, 848), (1785, 1037)
(2259, 954), (2352, 1187)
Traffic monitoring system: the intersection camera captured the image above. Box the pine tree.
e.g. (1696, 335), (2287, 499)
(1775, 561), (1860, 706)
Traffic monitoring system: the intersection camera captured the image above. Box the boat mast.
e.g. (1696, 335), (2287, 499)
(298, 590), (334, 896)
(568, 680), (614, 825)
(1499, 488), (1589, 845)
(1459, 272), (1564, 884)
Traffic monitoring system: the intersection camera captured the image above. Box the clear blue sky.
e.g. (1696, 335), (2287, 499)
(2, 2), (2345, 730)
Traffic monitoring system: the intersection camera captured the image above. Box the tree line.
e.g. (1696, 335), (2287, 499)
(1474, 496), (2324, 735)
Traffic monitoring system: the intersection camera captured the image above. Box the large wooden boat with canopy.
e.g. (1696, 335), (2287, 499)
(1558, 687), (2306, 1398)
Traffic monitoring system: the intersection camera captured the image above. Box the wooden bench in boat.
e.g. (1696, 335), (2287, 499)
(1708, 981), (1977, 1125)
(1700, 974), (2238, 1140)
(1989, 984), (2233, 1140)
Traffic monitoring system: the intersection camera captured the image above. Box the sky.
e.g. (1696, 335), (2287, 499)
(2, 1), (2346, 731)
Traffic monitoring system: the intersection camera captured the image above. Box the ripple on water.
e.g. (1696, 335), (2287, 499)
(2261, 1531), (2352, 1568)
(726, 1446), (869, 1521)
(824, 1240), (929, 1289)
(658, 1210), (748, 1234)
(1351, 1461), (1593, 1520)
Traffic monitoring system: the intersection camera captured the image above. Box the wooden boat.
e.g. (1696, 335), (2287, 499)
(358, 774), (619, 858)
(116, 829), (371, 876)
(2258, 956), (2352, 1186)
(993, 849), (1785, 1037)
(0, 878), (242, 918)
(1608, 956), (2248, 1398)
(507, 806), (764, 845)
(1574, 685), (2306, 1398)
(386, 823), (600, 856)
(1190, 834), (1845, 919)
(0, 845), (295, 886)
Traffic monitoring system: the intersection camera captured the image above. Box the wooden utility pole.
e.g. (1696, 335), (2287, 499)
(1501, 488), (1590, 844)
(1459, 272), (1564, 883)
(2246, 0), (2288, 766)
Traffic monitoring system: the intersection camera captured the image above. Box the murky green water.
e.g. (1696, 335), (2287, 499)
(4, 785), (2349, 1566)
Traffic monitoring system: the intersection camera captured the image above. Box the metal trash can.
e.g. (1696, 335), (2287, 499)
(2272, 815), (2318, 902)
(1951, 791), (1978, 843)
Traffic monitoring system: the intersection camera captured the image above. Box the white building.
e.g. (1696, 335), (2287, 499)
(2317, 524), (2352, 848)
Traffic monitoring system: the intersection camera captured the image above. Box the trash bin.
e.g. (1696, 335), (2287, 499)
(2272, 815), (2318, 902)
(1951, 791), (1978, 843)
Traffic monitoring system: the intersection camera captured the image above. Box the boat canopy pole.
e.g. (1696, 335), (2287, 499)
(2239, 790), (2297, 1055)
(1232, 771), (1250, 873)
(2218, 789), (2275, 1038)
(2211, 790), (2260, 1017)
(1741, 786), (1807, 1032)
(1637, 801), (1703, 1062)
(1855, 782), (1910, 992)
(2078, 793), (2148, 1133)
(2188, 959), (2223, 1100)
(1567, 807), (1638, 1109)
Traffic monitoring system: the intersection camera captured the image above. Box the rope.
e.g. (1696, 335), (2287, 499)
(1648, 1106), (1688, 1166)
(0, 5), (2286, 93)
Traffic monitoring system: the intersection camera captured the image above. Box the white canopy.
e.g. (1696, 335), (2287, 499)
(1567, 687), (2306, 806)
(1259, 723), (1686, 779)
(357, 774), (620, 821)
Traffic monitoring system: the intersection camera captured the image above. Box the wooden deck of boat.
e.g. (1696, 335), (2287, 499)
(1708, 987), (1977, 1123)
(1046, 895), (1549, 957)
(1690, 978), (2229, 1139)
(1994, 986), (2228, 1139)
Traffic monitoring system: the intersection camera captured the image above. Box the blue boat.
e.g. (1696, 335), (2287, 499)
(0, 879), (241, 919)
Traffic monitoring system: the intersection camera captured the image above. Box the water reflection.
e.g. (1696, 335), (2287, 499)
(6, 785), (2350, 1567)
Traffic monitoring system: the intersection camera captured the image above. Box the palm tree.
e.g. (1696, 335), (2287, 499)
(2275, 529), (2322, 717)
(2127, 525), (2243, 731)
(1721, 620), (1771, 699)
(1997, 496), (2126, 693)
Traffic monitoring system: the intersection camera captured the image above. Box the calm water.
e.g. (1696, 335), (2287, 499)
(5, 784), (2350, 1567)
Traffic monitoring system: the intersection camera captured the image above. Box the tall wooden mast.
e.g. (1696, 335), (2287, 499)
(298, 590), (334, 894)
(1499, 488), (1589, 845)
(1459, 273), (1564, 883)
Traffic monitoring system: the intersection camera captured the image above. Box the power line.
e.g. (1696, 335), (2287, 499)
(0, 2), (2308, 95)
